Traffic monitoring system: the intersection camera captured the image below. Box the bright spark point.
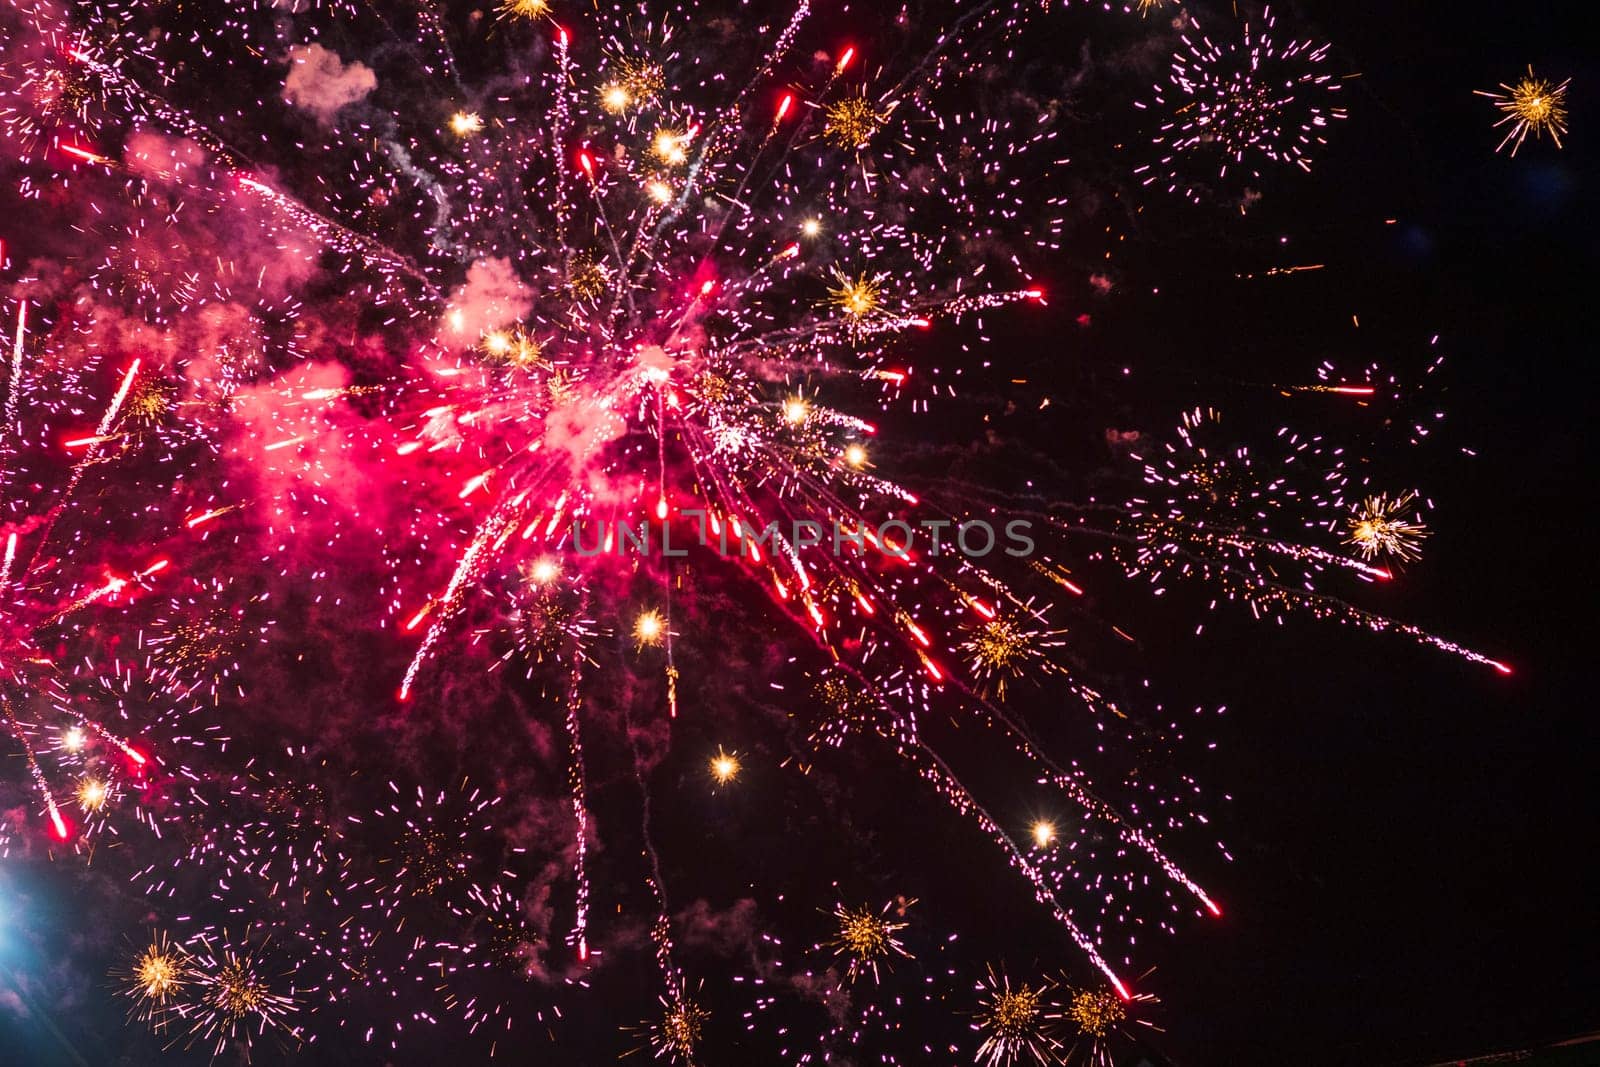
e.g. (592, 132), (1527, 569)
(1032, 820), (1056, 848)
(77, 777), (110, 811)
(844, 443), (868, 467)
(633, 610), (665, 647)
(449, 111), (484, 137)
(709, 746), (740, 785)
(652, 129), (689, 166)
(480, 327), (544, 368)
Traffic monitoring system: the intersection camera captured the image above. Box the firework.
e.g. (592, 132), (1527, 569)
(827, 270), (887, 321)
(708, 745), (741, 785)
(121, 928), (300, 1057)
(823, 94), (888, 149)
(496, 0), (551, 21)
(974, 967), (1062, 1067)
(0, 0), (1514, 1058)
(0, 300), (202, 843)
(346, 779), (505, 911)
(116, 932), (194, 1029)
(1067, 986), (1124, 1040)
(1476, 66), (1570, 155)
(960, 602), (1066, 699)
(826, 900), (913, 983)
(449, 111), (485, 138)
(186, 932), (301, 1057)
(1113, 404), (1502, 669)
(1062, 978), (1160, 1066)
(633, 609), (667, 649)
(635, 993), (711, 1064)
(1345, 491), (1430, 562)
(1135, 8), (1347, 203)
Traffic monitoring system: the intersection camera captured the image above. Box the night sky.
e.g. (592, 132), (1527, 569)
(1, 1), (1595, 1065)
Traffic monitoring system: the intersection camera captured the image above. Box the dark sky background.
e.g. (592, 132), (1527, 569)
(2, 1), (1595, 1065)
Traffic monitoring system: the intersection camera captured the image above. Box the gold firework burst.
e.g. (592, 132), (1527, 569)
(495, 0), (550, 20)
(516, 590), (581, 661)
(1476, 66), (1570, 155)
(1066, 987), (1125, 1038)
(119, 933), (192, 1026)
(692, 369), (739, 407)
(403, 825), (468, 894)
(823, 94), (886, 148)
(568, 255), (611, 300)
(639, 995), (710, 1063)
(183, 936), (298, 1054)
(123, 377), (174, 429)
(975, 968), (1062, 1067)
(1344, 491), (1429, 562)
(827, 270), (885, 320)
(827, 900), (913, 982)
(633, 609), (666, 648)
(651, 127), (690, 166)
(480, 327), (546, 370)
(600, 58), (664, 113)
(960, 607), (1065, 698)
(76, 776), (111, 812)
(209, 958), (269, 1020)
(708, 746), (741, 785)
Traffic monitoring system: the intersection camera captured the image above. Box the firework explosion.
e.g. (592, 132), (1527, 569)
(974, 967), (1062, 1067)
(1476, 65), (1571, 156)
(1346, 491), (1431, 563)
(1135, 6), (1347, 204)
(826, 899), (913, 983)
(0, 0), (1516, 1061)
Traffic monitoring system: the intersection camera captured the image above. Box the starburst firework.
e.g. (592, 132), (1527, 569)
(1476, 66), (1570, 155)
